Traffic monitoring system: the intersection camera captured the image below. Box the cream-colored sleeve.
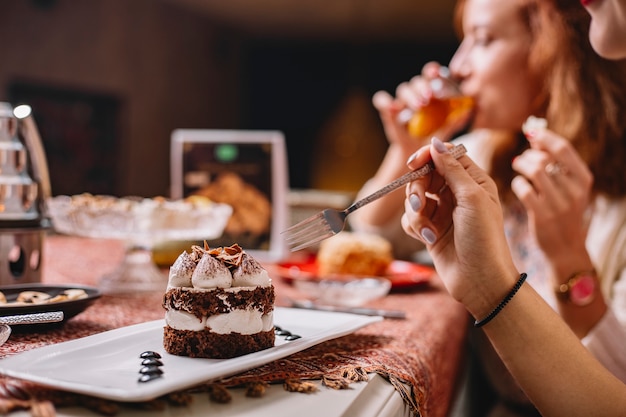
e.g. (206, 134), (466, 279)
(582, 302), (626, 383)
(583, 195), (626, 382)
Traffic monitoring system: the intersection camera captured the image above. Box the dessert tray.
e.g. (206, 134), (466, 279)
(45, 194), (233, 294)
(0, 307), (381, 402)
(0, 284), (100, 326)
(46, 194), (232, 242)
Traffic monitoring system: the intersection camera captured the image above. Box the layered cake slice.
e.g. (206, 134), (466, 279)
(162, 243), (275, 358)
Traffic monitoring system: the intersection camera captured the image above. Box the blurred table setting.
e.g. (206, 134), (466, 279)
(0, 107), (469, 416)
(0, 234), (468, 417)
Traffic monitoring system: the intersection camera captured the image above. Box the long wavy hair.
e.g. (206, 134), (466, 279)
(454, 0), (626, 199)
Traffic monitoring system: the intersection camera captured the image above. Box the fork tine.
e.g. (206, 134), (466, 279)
(282, 212), (335, 251)
(285, 223), (332, 246)
(282, 212), (325, 234)
(289, 233), (335, 252)
(283, 221), (327, 244)
(284, 220), (331, 244)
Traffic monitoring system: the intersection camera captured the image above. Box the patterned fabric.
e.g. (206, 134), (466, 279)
(0, 236), (468, 417)
(221, 286), (468, 417)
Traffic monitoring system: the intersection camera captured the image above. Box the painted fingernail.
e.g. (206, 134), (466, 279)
(409, 194), (421, 212)
(397, 108), (413, 124)
(432, 137), (449, 154)
(406, 151), (419, 165)
(421, 227), (437, 244)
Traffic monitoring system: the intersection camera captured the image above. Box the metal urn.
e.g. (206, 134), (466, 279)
(0, 102), (51, 285)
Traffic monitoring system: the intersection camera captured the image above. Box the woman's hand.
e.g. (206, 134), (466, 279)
(401, 138), (519, 318)
(511, 129), (594, 276)
(352, 62), (453, 232)
(372, 62), (452, 153)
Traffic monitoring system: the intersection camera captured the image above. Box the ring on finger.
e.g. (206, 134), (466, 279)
(545, 162), (566, 176)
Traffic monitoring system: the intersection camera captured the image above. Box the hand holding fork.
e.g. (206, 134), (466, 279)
(283, 144), (467, 251)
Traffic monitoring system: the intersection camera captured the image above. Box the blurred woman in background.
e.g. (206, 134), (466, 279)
(351, 0), (626, 415)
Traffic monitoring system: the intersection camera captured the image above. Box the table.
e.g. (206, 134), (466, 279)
(0, 235), (468, 416)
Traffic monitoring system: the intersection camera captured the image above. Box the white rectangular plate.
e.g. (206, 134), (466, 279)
(0, 307), (381, 402)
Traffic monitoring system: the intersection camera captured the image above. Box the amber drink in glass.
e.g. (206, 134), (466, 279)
(399, 69), (474, 138)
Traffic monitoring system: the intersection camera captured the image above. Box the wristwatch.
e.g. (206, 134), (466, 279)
(556, 271), (597, 306)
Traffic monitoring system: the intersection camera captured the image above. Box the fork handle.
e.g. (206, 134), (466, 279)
(345, 144), (467, 214)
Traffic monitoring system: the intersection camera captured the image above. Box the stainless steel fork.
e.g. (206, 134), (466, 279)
(283, 144), (467, 251)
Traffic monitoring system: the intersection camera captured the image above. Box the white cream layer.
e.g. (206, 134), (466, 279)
(165, 308), (273, 334)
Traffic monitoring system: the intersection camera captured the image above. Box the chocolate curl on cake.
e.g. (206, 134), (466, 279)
(188, 243), (246, 268)
(189, 245), (206, 262)
(219, 244), (245, 267)
(207, 243), (245, 268)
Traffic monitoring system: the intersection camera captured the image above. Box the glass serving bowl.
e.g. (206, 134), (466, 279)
(46, 194), (232, 294)
(293, 277), (392, 307)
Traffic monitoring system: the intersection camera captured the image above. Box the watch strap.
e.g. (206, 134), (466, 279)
(556, 270), (597, 306)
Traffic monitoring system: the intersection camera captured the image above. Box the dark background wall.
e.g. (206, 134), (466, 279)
(0, 0), (457, 197)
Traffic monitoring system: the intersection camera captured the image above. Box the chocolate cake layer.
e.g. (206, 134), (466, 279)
(162, 286), (275, 318)
(163, 327), (275, 358)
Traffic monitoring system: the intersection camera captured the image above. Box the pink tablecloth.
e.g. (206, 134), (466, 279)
(0, 235), (468, 417)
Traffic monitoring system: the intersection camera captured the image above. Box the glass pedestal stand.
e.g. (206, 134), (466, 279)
(45, 195), (233, 295)
(99, 245), (167, 295)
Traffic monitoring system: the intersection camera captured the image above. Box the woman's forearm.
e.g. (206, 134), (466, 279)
(481, 284), (626, 416)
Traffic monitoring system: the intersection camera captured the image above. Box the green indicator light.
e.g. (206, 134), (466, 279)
(215, 144), (238, 162)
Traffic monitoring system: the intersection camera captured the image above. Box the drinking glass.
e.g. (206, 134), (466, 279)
(398, 68), (474, 138)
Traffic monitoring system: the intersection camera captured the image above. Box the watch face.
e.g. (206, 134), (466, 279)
(570, 275), (596, 306)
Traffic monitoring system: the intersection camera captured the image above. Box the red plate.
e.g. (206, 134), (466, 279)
(275, 256), (434, 290)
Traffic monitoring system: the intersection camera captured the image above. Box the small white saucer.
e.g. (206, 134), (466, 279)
(293, 277), (392, 307)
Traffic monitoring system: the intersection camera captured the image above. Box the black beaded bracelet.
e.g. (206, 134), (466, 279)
(474, 273), (528, 328)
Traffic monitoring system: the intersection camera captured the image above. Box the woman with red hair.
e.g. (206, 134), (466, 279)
(398, 0), (626, 415)
(352, 0), (626, 415)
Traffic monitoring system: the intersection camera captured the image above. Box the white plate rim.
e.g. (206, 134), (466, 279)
(0, 307), (381, 402)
